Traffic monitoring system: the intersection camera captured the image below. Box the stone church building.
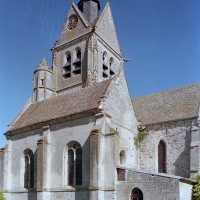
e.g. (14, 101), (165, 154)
(0, 0), (198, 199)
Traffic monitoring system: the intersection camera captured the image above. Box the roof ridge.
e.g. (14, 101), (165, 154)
(133, 82), (200, 101)
(132, 81), (200, 125)
(31, 79), (112, 106)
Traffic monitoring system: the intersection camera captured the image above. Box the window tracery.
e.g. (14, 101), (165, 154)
(24, 149), (34, 189)
(67, 141), (82, 186)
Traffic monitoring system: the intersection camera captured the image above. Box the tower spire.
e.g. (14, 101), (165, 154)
(78, 0), (101, 23)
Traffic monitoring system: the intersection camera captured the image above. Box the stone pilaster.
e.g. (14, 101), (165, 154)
(89, 126), (118, 200)
(0, 148), (4, 190)
(37, 125), (51, 200)
(190, 121), (200, 177)
(89, 129), (100, 190)
(3, 139), (12, 192)
(102, 132), (118, 189)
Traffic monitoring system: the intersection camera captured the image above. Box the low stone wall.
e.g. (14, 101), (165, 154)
(116, 169), (193, 200)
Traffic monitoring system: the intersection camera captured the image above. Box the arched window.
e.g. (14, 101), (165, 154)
(24, 149), (34, 189)
(158, 140), (166, 173)
(63, 52), (71, 79)
(131, 188), (143, 200)
(67, 141), (82, 186)
(73, 48), (81, 75)
(119, 150), (126, 165)
(109, 57), (115, 77)
(103, 51), (107, 62)
(102, 51), (108, 78)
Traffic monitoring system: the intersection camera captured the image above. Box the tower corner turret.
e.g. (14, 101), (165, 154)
(33, 57), (54, 102)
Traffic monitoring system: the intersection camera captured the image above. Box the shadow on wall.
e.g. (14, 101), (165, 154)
(174, 126), (191, 178)
(28, 190), (37, 200)
(75, 191), (90, 200)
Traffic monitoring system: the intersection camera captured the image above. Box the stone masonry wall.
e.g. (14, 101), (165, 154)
(103, 70), (139, 169)
(116, 170), (181, 200)
(139, 119), (195, 178)
(190, 118), (200, 177)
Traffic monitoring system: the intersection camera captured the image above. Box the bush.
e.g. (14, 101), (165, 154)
(134, 126), (146, 149)
(192, 174), (200, 200)
(0, 192), (5, 200)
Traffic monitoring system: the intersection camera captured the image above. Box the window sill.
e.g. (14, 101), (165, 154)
(63, 186), (76, 191)
(62, 186), (85, 191)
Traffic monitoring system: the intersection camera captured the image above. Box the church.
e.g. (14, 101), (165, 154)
(0, 0), (198, 199)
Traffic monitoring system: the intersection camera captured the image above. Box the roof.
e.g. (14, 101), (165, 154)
(78, 0), (101, 10)
(8, 80), (111, 132)
(132, 82), (200, 125)
(36, 57), (49, 71)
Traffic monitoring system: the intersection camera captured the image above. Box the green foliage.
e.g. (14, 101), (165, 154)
(192, 174), (200, 200)
(0, 192), (5, 200)
(134, 127), (146, 149)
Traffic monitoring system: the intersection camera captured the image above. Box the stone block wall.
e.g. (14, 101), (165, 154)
(116, 170), (193, 200)
(103, 71), (139, 169)
(190, 119), (200, 177)
(139, 120), (195, 178)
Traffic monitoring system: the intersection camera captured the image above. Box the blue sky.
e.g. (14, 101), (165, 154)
(0, 0), (200, 147)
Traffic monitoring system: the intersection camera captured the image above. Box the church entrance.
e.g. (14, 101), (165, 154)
(131, 188), (143, 200)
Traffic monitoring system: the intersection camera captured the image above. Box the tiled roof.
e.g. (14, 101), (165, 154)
(9, 80), (111, 132)
(132, 82), (200, 125)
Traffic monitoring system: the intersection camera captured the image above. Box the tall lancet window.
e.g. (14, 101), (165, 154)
(102, 51), (108, 78)
(158, 140), (166, 173)
(24, 149), (34, 189)
(109, 57), (115, 77)
(73, 48), (81, 75)
(67, 141), (82, 186)
(63, 52), (71, 79)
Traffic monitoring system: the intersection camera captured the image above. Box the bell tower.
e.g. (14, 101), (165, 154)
(50, 0), (122, 95)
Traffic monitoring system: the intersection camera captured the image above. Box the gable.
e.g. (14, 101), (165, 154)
(102, 70), (138, 130)
(55, 3), (91, 47)
(95, 3), (120, 54)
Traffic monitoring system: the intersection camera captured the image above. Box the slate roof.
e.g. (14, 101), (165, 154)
(9, 80), (111, 132)
(37, 57), (49, 70)
(132, 82), (200, 125)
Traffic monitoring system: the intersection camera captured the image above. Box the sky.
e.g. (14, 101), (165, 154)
(0, 0), (200, 147)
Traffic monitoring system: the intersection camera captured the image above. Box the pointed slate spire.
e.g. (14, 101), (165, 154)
(37, 57), (48, 70)
(78, 0), (101, 23)
(33, 57), (54, 102)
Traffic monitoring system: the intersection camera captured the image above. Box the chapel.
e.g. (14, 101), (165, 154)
(0, 0), (198, 200)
